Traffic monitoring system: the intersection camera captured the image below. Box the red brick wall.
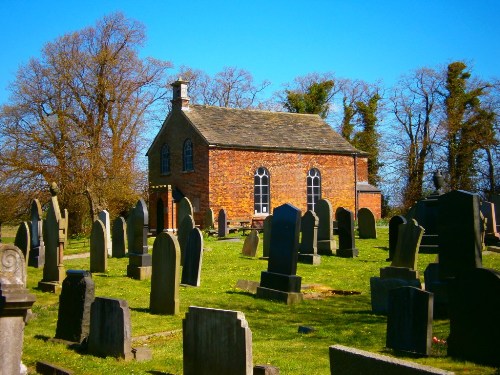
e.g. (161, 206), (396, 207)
(358, 192), (382, 219)
(356, 156), (368, 182)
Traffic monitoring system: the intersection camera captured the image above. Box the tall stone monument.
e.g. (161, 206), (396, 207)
(29, 199), (45, 268)
(126, 199), (152, 280)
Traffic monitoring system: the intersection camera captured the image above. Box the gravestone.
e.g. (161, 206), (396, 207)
(90, 219), (107, 273)
(358, 207), (377, 239)
(480, 201), (500, 245)
(203, 208), (215, 230)
(0, 244), (36, 374)
(437, 190), (482, 280)
(181, 228), (204, 287)
(386, 286), (433, 356)
(126, 199), (152, 280)
(218, 208), (228, 237)
(423, 263), (448, 319)
(97, 210), (112, 257)
(242, 230), (259, 257)
(14, 221), (31, 261)
(388, 215), (406, 261)
(150, 232), (180, 315)
(29, 199), (45, 268)
(447, 267), (500, 367)
(262, 215), (272, 258)
(315, 198), (336, 255)
(183, 306), (253, 375)
(298, 210), (320, 265)
(88, 297), (133, 360)
(336, 207), (358, 258)
(178, 214), (195, 265)
(111, 216), (127, 258)
(177, 196), (194, 229)
(490, 193), (500, 233)
(256, 203), (303, 304)
(55, 270), (95, 343)
(39, 182), (66, 292)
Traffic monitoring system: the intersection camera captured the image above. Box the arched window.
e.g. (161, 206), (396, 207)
(183, 139), (193, 171)
(307, 168), (321, 211)
(254, 167), (270, 214)
(160, 144), (170, 174)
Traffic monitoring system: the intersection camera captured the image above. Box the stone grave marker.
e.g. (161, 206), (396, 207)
(203, 208), (215, 230)
(480, 201), (500, 245)
(262, 215), (272, 258)
(181, 228), (204, 287)
(177, 196), (193, 229)
(88, 297), (133, 360)
(111, 216), (127, 258)
(298, 210), (320, 265)
(386, 286), (433, 356)
(314, 198), (336, 255)
(242, 229), (260, 257)
(336, 207), (358, 258)
(256, 203), (303, 304)
(150, 232), (180, 315)
(0, 244), (36, 374)
(178, 214), (195, 265)
(98, 210), (112, 257)
(126, 199), (152, 280)
(55, 270), (95, 343)
(183, 306), (253, 375)
(437, 190), (482, 280)
(29, 199), (45, 268)
(388, 215), (406, 261)
(14, 221), (31, 262)
(218, 208), (228, 237)
(90, 219), (107, 273)
(358, 207), (377, 239)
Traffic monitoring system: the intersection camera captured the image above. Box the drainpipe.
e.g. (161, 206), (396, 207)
(354, 153), (358, 219)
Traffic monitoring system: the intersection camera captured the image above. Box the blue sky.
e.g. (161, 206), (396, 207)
(1, 0), (499, 107)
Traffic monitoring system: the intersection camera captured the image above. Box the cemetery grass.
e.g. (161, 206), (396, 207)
(23, 228), (500, 375)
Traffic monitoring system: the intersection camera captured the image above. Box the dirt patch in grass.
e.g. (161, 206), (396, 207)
(302, 283), (361, 299)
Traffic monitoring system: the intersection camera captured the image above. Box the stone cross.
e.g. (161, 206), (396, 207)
(181, 228), (204, 287)
(29, 199), (45, 268)
(358, 207), (377, 239)
(315, 198), (336, 255)
(90, 219), (107, 273)
(98, 210), (112, 257)
(298, 210), (320, 265)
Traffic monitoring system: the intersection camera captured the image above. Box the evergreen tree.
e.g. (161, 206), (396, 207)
(284, 80), (335, 119)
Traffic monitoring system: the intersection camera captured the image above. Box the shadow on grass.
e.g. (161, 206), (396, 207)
(34, 334), (50, 342)
(147, 371), (175, 375)
(225, 290), (256, 298)
(374, 246), (389, 251)
(130, 307), (151, 313)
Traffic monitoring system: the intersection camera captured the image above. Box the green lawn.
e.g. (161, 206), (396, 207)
(19, 228), (500, 374)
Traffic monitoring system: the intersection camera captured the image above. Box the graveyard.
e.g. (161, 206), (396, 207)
(2, 222), (499, 374)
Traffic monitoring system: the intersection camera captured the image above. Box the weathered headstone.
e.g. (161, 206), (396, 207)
(490, 193), (500, 233)
(88, 297), (133, 360)
(111, 216), (127, 258)
(358, 207), (377, 239)
(183, 306), (253, 375)
(315, 199), (336, 255)
(218, 208), (228, 238)
(97, 210), (112, 257)
(177, 196), (194, 229)
(386, 286), (433, 356)
(181, 228), (204, 287)
(336, 207), (358, 258)
(178, 214), (195, 265)
(39, 182), (66, 292)
(203, 208), (215, 230)
(388, 219), (424, 272)
(262, 215), (272, 258)
(447, 267), (500, 367)
(14, 221), (31, 262)
(55, 270), (95, 343)
(437, 190), (482, 280)
(256, 203), (303, 304)
(480, 201), (500, 245)
(29, 199), (45, 268)
(423, 263), (448, 319)
(126, 199), (152, 280)
(150, 232), (180, 315)
(298, 210), (320, 264)
(242, 230), (260, 257)
(90, 219), (107, 273)
(62, 208), (69, 250)
(0, 244), (36, 374)
(388, 215), (406, 261)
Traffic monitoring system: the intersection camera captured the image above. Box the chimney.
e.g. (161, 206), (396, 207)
(171, 78), (190, 110)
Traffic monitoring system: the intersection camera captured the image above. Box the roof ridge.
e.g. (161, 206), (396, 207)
(190, 104), (321, 118)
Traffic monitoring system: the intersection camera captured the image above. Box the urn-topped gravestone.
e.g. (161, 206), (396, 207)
(126, 199), (152, 280)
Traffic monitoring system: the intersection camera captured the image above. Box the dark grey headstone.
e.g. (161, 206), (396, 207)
(181, 228), (204, 286)
(242, 230), (259, 257)
(14, 221), (31, 261)
(218, 208), (228, 237)
(126, 199), (152, 280)
(97, 210), (111, 257)
(55, 270), (95, 343)
(298, 210), (320, 264)
(391, 219), (424, 270)
(358, 207), (377, 239)
(150, 232), (180, 315)
(447, 267), (500, 367)
(29, 199), (45, 268)
(437, 190), (482, 279)
(370, 276), (421, 315)
(41, 195), (63, 285)
(183, 306), (253, 375)
(203, 208), (215, 230)
(262, 215), (272, 258)
(315, 199), (336, 255)
(111, 216), (127, 258)
(88, 297), (132, 360)
(423, 263), (449, 319)
(388, 215), (406, 261)
(336, 207), (358, 258)
(386, 286), (433, 356)
(90, 219), (107, 273)
(177, 197), (194, 229)
(178, 214), (195, 265)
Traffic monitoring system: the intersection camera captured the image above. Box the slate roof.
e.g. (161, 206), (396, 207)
(356, 182), (381, 192)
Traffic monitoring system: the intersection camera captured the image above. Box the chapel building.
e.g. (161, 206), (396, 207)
(147, 79), (381, 233)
